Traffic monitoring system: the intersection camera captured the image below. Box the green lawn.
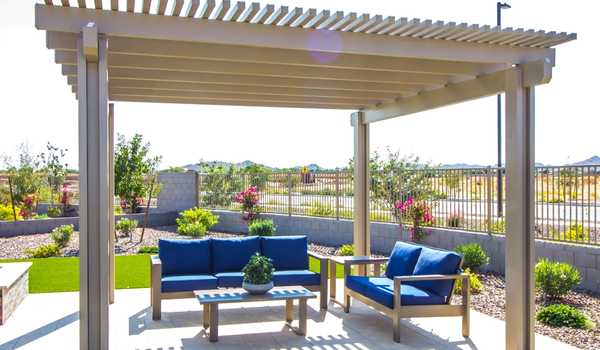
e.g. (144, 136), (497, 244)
(0, 255), (342, 293)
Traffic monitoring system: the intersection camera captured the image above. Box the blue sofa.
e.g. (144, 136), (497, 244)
(151, 235), (328, 320)
(342, 241), (469, 343)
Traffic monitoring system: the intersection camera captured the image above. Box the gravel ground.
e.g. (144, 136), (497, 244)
(2, 227), (598, 349)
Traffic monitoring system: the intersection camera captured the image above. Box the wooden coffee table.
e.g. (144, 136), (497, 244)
(195, 286), (316, 342)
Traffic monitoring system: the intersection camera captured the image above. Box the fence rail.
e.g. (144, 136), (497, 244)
(198, 165), (600, 246)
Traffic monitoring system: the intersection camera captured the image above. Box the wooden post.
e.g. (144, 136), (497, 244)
(352, 111), (370, 271)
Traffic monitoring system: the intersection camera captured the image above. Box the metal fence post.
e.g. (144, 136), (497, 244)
(287, 172), (292, 216)
(487, 166), (493, 234)
(335, 170), (340, 220)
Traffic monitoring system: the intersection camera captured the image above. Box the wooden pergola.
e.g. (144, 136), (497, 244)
(35, 1), (575, 349)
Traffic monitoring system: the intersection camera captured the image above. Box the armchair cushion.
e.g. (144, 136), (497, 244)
(272, 270), (320, 286)
(260, 236), (309, 271)
(385, 241), (422, 279)
(346, 276), (445, 308)
(158, 239), (211, 275)
(407, 246), (462, 300)
(161, 274), (217, 293)
(211, 236), (261, 273)
(214, 272), (244, 288)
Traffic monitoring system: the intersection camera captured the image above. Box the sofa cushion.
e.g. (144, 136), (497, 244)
(260, 236), (309, 270)
(161, 274), (217, 293)
(346, 276), (445, 308)
(215, 272), (244, 288)
(211, 236), (261, 273)
(385, 241), (422, 279)
(407, 246), (462, 299)
(159, 239), (211, 275)
(272, 270), (320, 286)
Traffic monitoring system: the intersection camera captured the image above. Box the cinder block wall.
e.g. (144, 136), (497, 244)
(155, 172), (198, 213)
(212, 210), (600, 293)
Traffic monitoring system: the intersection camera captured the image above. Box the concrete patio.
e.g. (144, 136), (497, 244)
(0, 285), (575, 350)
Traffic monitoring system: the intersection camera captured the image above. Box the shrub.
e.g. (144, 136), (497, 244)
(248, 219), (276, 236)
(453, 268), (482, 295)
(176, 207), (218, 237)
(116, 218), (138, 237)
(447, 212), (463, 228)
(307, 202), (334, 217)
(560, 224), (590, 242)
(0, 204), (22, 221)
(536, 304), (594, 329)
(535, 259), (581, 299)
(138, 246), (158, 254)
(455, 243), (489, 271)
(26, 243), (60, 258)
(50, 224), (74, 248)
(47, 206), (62, 218)
(338, 244), (354, 256)
(242, 253), (274, 284)
(488, 219), (505, 234)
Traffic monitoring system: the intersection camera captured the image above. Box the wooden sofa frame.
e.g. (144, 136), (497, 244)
(151, 251), (329, 320)
(342, 256), (470, 343)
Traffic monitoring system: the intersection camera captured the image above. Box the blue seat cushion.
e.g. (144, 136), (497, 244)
(211, 236), (261, 273)
(215, 272), (244, 288)
(272, 270), (320, 286)
(346, 276), (445, 308)
(385, 241), (422, 279)
(159, 239), (211, 275)
(260, 236), (309, 271)
(407, 246), (462, 299)
(161, 274), (217, 293)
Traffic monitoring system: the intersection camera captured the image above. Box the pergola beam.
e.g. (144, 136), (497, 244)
(35, 4), (555, 65)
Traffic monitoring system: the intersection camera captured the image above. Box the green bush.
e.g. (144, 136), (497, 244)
(0, 204), (22, 221)
(536, 304), (594, 329)
(455, 243), (489, 271)
(138, 246), (158, 254)
(338, 244), (354, 256)
(488, 219), (505, 234)
(176, 207), (219, 237)
(116, 218), (138, 237)
(535, 259), (581, 299)
(453, 268), (483, 294)
(447, 212), (463, 228)
(248, 219), (276, 236)
(50, 224), (74, 248)
(242, 253), (274, 284)
(26, 243), (61, 258)
(560, 224), (590, 242)
(307, 202), (334, 217)
(47, 206), (62, 218)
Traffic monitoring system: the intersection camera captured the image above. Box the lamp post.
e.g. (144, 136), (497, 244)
(496, 2), (511, 217)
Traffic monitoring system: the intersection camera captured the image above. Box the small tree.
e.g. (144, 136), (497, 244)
(39, 142), (68, 204)
(200, 163), (243, 208)
(114, 134), (161, 213)
(4, 144), (44, 204)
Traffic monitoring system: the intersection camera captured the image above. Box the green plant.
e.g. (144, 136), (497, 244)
(0, 204), (22, 221)
(38, 142), (68, 205)
(116, 218), (138, 237)
(242, 253), (274, 284)
(447, 212), (463, 228)
(489, 219), (505, 234)
(535, 259), (581, 300)
(453, 268), (482, 294)
(307, 202), (334, 217)
(113, 205), (123, 215)
(560, 224), (590, 242)
(455, 243), (489, 271)
(138, 246), (159, 254)
(248, 219), (276, 236)
(176, 207), (218, 237)
(536, 304), (594, 329)
(26, 243), (61, 258)
(47, 206), (62, 218)
(50, 224), (74, 248)
(3, 144), (44, 204)
(338, 244), (354, 256)
(200, 163), (243, 208)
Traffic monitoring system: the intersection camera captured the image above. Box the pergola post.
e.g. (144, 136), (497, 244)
(352, 111), (370, 264)
(504, 66), (535, 350)
(108, 103), (115, 305)
(77, 23), (110, 350)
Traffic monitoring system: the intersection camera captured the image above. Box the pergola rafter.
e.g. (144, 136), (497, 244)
(34, 1), (576, 350)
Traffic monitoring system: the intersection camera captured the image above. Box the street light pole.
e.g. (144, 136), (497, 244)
(496, 2), (511, 217)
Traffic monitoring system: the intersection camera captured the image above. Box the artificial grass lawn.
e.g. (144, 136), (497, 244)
(0, 255), (342, 293)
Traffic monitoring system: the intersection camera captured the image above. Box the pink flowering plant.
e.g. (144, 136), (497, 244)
(395, 196), (434, 242)
(20, 194), (36, 219)
(235, 186), (261, 222)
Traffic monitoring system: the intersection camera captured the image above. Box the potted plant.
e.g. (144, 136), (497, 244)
(242, 253), (274, 295)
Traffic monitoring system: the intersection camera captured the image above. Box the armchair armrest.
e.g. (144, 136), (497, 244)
(342, 257), (388, 267)
(393, 273), (468, 282)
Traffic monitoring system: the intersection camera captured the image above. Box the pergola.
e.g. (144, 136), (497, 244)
(34, 1), (575, 349)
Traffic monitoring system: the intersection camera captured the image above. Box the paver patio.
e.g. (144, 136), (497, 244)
(0, 282), (576, 350)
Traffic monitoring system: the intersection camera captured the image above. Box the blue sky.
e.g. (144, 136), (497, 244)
(0, 0), (595, 169)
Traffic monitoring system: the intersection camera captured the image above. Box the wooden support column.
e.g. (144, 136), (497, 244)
(352, 112), (370, 266)
(108, 103), (115, 304)
(504, 66), (535, 350)
(77, 22), (110, 350)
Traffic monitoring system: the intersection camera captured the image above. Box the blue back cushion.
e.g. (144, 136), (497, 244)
(158, 239), (211, 275)
(211, 236), (261, 273)
(385, 241), (422, 279)
(260, 236), (309, 270)
(407, 246), (462, 299)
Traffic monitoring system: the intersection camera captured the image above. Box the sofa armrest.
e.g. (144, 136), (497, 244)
(150, 255), (162, 319)
(151, 255), (162, 282)
(308, 250), (327, 261)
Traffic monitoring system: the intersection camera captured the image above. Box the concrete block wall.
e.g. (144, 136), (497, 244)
(212, 210), (600, 293)
(156, 172), (198, 213)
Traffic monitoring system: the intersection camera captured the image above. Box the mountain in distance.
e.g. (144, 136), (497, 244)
(570, 156), (600, 166)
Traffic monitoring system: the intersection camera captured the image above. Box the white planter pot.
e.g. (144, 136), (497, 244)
(242, 281), (274, 295)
